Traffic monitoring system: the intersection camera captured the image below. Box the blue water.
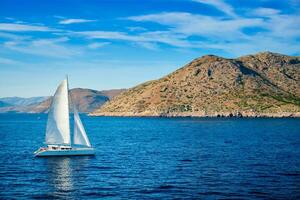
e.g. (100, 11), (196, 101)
(0, 114), (299, 199)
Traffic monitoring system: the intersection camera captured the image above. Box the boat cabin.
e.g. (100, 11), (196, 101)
(48, 145), (72, 150)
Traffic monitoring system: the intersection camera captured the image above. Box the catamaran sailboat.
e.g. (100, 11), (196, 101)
(34, 78), (95, 157)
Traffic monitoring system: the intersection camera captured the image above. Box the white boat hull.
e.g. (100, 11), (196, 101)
(34, 147), (95, 157)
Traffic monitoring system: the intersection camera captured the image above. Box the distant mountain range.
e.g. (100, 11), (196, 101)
(0, 96), (48, 106)
(0, 100), (13, 107)
(91, 52), (300, 117)
(0, 88), (125, 113)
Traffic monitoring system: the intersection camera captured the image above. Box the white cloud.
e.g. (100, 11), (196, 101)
(74, 9), (298, 53)
(75, 30), (190, 47)
(266, 14), (300, 38)
(59, 18), (96, 25)
(247, 9), (300, 38)
(88, 42), (110, 49)
(128, 12), (263, 41)
(2, 5), (298, 57)
(4, 37), (81, 58)
(127, 10), (300, 55)
(0, 31), (30, 40)
(251, 8), (281, 16)
(192, 0), (237, 17)
(140, 31), (190, 47)
(76, 31), (128, 39)
(0, 57), (20, 65)
(0, 23), (53, 32)
(134, 42), (159, 50)
(127, 26), (147, 32)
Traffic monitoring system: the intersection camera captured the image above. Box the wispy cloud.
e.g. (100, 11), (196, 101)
(87, 42), (110, 49)
(127, 8), (300, 55)
(0, 31), (30, 40)
(4, 37), (82, 58)
(250, 8), (281, 16)
(0, 23), (53, 32)
(74, 30), (189, 48)
(59, 18), (96, 24)
(0, 57), (20, 65)
(128, 12), (263, 40)
(192, 0), (237, 17)
(135, 42), (159, 50)
(249, 8), (300, 38)
(126, 26), (147, 32)
(1, 1), (299, 57)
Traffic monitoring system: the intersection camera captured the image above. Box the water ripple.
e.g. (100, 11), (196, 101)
(0, 114), (299, 199)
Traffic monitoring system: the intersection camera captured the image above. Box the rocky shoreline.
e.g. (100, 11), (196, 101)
(89, 111), (300, 118)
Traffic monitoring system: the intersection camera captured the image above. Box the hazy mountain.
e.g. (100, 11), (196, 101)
(0, 96), (48, 106)
(0, 101), (12, 108)
(0, 88), (125, 113)
(91, 52), (300, 117)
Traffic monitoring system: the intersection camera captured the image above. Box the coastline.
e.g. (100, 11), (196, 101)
(89, 111), (300, 118)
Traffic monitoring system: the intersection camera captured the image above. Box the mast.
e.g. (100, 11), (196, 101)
(66, 75), (69, 90)
(66, 75), (71, 146)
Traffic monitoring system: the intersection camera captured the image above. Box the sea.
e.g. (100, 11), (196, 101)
(0, 113), (299, 199)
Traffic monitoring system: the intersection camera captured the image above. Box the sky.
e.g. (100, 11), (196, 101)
(0, 0), (299, 97)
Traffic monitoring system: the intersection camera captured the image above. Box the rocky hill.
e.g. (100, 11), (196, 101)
(0, 88), (125, 113)
(90, 52), (300, 117)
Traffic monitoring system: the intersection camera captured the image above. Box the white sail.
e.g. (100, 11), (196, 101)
(45, 79), (70, 145)
(73, 108), (91, 147)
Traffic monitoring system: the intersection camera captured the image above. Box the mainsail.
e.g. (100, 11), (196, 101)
(45, 79), (70, 145)
(73, 108), (91, 147)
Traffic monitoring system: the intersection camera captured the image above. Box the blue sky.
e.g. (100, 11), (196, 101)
(0, 0), (299, 97)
